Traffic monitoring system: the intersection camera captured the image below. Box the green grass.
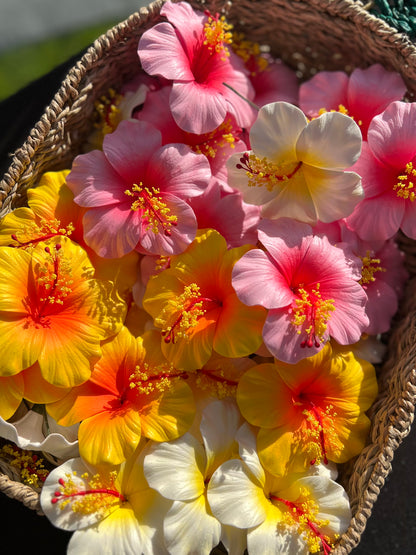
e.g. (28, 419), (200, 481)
(0, 21), (119, 101)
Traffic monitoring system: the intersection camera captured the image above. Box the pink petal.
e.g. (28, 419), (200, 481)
(232, 249), (294, 309)
(348, 65), (406, 138)
(82, 205), (142, 258)
(347, 194), (404, 241)
(138, 22), (194, 81)
(299, 71), (349, 117)
(262, 308), (324, 363)
(147, 144), (211, 199)
(350, 141), (396, 199)
(103, 120), (162, 184)
(170, 81), (228, 134)
(401, 202), (416, 239)
(67, 151), (126, 207)
(139, 194), (197, 255)
(368, 101), (416, 169)
(363, 280), (398, 335)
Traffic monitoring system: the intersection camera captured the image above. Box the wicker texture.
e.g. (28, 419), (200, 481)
(1, 1), (416, 553)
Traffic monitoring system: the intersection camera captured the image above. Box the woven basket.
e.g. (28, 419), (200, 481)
(1, 0), (416, 552)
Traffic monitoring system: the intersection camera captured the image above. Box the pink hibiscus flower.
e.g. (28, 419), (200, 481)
(232, 218), (369, 363)
(299, 64), (406, 139)
(66, 119), (211, 258)
(136, 85), (249, 180)
(346, 101), (416, 241)
(137, 1), (255, 134)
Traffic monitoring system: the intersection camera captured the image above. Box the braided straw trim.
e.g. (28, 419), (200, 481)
(1, 1), (416, 553)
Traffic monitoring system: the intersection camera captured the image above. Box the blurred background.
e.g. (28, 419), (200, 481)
(0, 0), (149, 101)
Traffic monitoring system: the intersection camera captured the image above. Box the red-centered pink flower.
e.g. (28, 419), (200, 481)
(346, 101), (416, 240)
(299, 64), (406, 139)
(66, 119), (211, 258)
(188, 180), (260, 248)
(136, 85), (249, 181)
(47, 327), (195, 466)
(137, 1), (255, 134)
(232, 219), (368, 363)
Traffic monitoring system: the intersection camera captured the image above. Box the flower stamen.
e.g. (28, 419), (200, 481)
(51, 472), (125, 515)
(394, 162), (416, 201)
(270, 489), (333, 554)
(155, 283), (221, 343)
(359, 251), (386, 285)
(236, 152), (302, 191)
(290, 283), (335, 348)
(124, 183), (178, 236)
(203, 12), (233, 58)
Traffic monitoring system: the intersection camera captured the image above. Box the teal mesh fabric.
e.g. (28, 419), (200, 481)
(370, 0), (416, 37)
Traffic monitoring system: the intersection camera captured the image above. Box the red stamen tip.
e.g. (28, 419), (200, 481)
(51, 498), (59, 504)
(45, 246), (51, 254)
(55, 243), (62, 251)
(11, 234), (18, 241)
(58, 478), (65, 486)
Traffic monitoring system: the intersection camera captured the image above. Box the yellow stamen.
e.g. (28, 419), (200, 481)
(124, 183), (178, 235)
(129, 361), (186, 395)
(272, 487), (333, 554)
(359, 250), (386, 285)
(203, 13), (233, 58)
(94, 88), (123, 137)
(291, 283), (335, 348)
(51, 470), (124, 515)
(190, 117), (238, 159)
(155, 283), (206, 343)
(10, 218), (75, 249)
(394, 161), (416, 201)
(1, 444), (49, 488)
(231, 31), (269, 75)
(237, 152), (302, 191)
(300, 403), (340, 466)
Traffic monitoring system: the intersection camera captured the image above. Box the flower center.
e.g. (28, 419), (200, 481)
(270, 488), (333, 554)
(394, 162), (416, 201)
(359, 250), (386, 285)
(9, 218), (75, 249)
(236, 152), (302, 191)
(290, 283), (335, 348)
(189, 116), (241, 159)
(94, 88), (123, 137)
(155, 283), (221, 343)
(124, 183), (178, 236)
(203, 12), (233, 58)
(30, 244), (73, 323)
(231, 32), (269, 75)
(51, 471), (125, 515)
(128, 361), (188, 395)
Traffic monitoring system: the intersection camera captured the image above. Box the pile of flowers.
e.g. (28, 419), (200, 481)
(0, 1), (413, 553)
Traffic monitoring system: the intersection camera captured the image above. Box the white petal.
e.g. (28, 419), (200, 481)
(236, 423), (266, 487)
(143, 434), (206, 501)
(40, 458), (110, 531)
(221, 524), (248, 555)
(164, 497), (222, 555)
(200, 399), (242, 476)
(305, 166), (363, 222)
(250, 102), (307, 163)
(208, 459), (267, 529)
(297, 476), (351, 536)
(296, 112), (362, 169)
(248, 516), (308, 555)
(0, 411), (79, 460)
(67, 503), (168, 555)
